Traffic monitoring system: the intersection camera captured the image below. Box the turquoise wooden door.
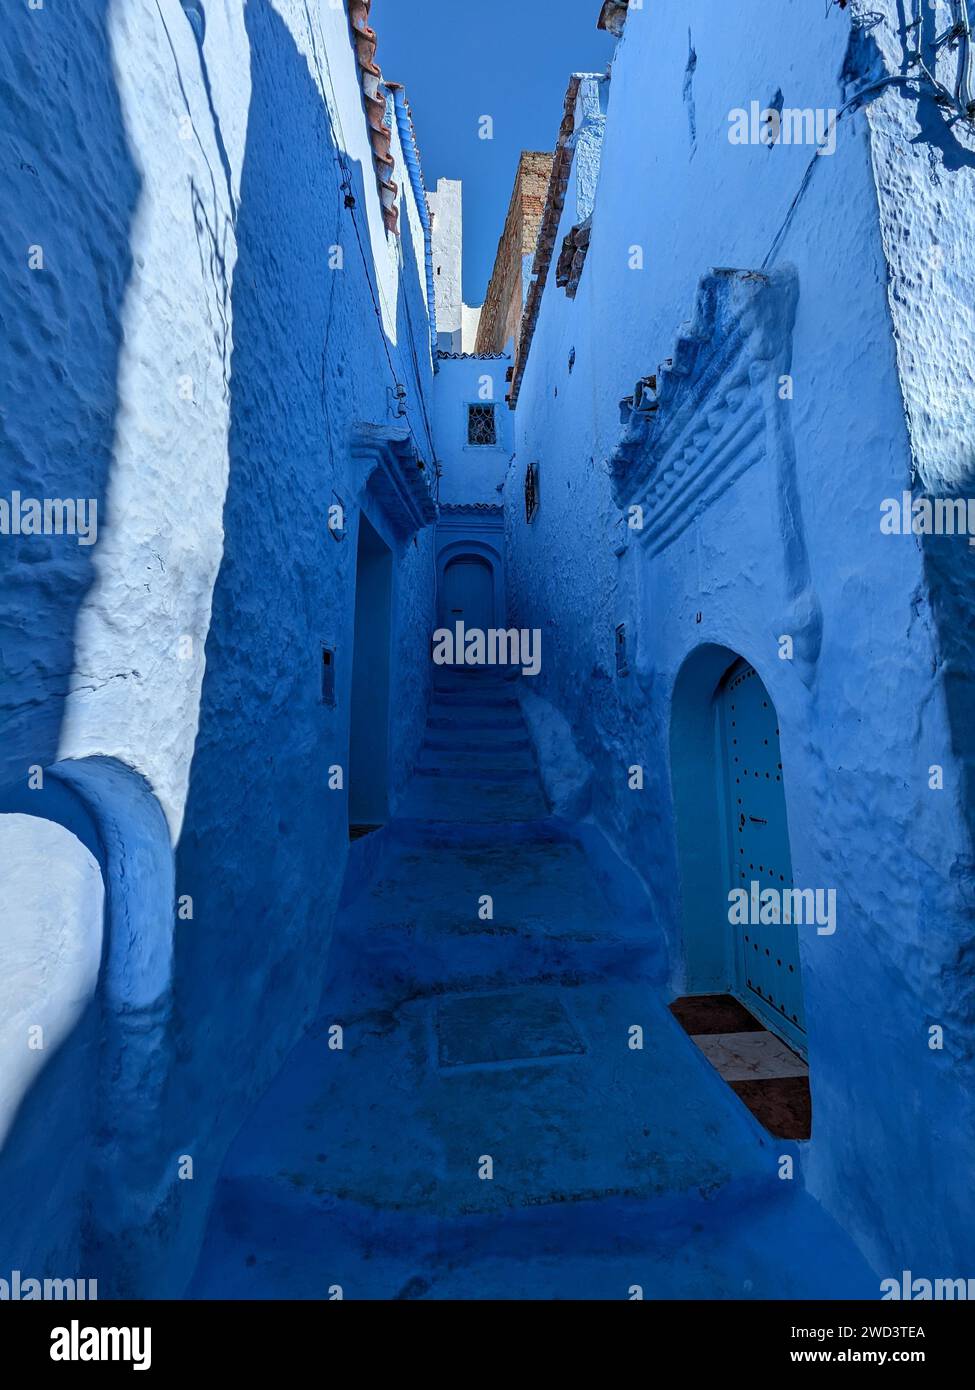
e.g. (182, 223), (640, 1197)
(718, 659), (807, 1054)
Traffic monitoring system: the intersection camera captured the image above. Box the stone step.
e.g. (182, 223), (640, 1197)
(431, 693), (520, 711)
(393, 817), (563, 849)
(190, 1177), (875, 1300)
(187, 979), (790, 1234)
(420, 742), (534, 768)
(427, 712), (524, 733)
(398, 774), (549, 823)
(420, 728), (528, 750)
(414, 764), (537, 784)
(332, 925), (663, 1001)
(422, 733), (531, 754)
(432, 675), (522, 692)
(432, 664), (523, 684)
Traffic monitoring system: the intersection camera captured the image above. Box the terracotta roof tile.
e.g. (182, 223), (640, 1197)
(348, 1), (399, 234)
(436, 351), (510, 361)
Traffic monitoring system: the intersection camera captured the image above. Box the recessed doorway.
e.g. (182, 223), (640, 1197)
(348, 516), (392, 837)
(441, 554), (495, 632)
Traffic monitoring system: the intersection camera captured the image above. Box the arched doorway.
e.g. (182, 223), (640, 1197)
(441, 554), (495, 631)
(670, 646), (807, 1056)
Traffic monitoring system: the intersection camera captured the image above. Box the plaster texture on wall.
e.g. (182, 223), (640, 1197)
(0, 814), (103, 1275)
(2, 0), (974, 1304)
(1, 0), (434, 831)
(505, 0), (975, 1277)
(567, 75), (607, 227)
(851, 7), (975, 1057)
(855, 0), (975, 497)
(1, 0), (437, 1295)
(519, 687), (592, 821)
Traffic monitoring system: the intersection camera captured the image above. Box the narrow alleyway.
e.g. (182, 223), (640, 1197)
(190, 668), (874, 1299)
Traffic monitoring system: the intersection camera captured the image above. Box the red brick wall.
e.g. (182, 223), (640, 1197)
(475, 152), (554, 356)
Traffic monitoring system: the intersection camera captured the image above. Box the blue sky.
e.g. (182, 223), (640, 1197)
(374, 0), (614, 305)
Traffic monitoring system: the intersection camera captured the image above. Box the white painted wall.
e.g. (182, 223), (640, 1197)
(462, 302), (483, 353)
(429, 176), (481, 352)
(0, 815), (103, 1275)
(429, 177), (464, 352)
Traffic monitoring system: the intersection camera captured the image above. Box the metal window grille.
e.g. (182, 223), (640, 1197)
(525, 460), (539, 522)
(467, 405), (497, 447)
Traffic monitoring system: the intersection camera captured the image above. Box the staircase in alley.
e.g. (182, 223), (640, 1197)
(403, 665), (549, 821)
(189, 666), (874, 1299)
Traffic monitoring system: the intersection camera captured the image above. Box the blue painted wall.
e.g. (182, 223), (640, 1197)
(0, 0), (438, 1296)
(2, 0), (974, 1301)
(505, 0), (975, 1279)
(432, 352), (512, 641)
(434, 355), (512, 506)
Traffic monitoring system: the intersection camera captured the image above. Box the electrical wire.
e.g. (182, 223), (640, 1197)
(951, 0), (975, 112)
(911, 0), (975, 116)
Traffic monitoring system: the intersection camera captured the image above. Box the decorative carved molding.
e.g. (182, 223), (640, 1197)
(609, 268), (798, 556)
(352, 421), (437, 540)
(609, 266), (822, 686)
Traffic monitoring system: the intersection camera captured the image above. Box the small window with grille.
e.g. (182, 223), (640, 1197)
(467, 404), (497, 447)
(525, 460), (539, 523)
(615, 623), (629, 678)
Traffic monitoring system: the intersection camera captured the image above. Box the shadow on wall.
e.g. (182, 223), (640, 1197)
(349, 516), (393, 829)
(165, 0), (383, 1299)
(904, 7), (975, 174)
(1, 0), (437, 1299)
(384, 153), (440, 815)
(910, 2), (975, 844)
(0, 757), (176, 1295)
(0, 779), (105, 1284)
(0, 2), (139, 786)
(921, 536), (975, 981)
(0, 1), (140, 1280)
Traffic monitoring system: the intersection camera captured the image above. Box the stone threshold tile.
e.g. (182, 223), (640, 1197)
(689, 1029), (809, 1082)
